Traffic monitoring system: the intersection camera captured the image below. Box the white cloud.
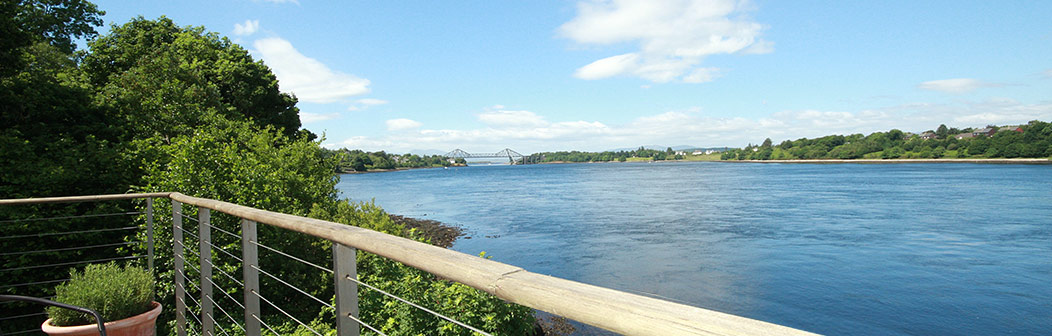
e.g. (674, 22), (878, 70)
(477, 110), (548, 127)
(253, 38), (370, 103)
(300, 112), (340, 123)
(328, 99), (1052, 153)
(386, 118), (423, 131)
(1043, 69), (1052, 78)
(356, 98), (388, 106)
(233, 20), (260, 36)
(561, 0), (770, 83)
(918, 78), (999, 94)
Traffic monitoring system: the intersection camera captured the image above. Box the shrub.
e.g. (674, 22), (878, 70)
(47, 263), (154, 326)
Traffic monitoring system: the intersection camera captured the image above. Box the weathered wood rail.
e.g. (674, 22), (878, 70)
(2, 192), (817, 336)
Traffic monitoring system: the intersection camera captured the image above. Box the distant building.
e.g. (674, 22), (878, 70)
(692, 150), (704, 155)
(955, 133), (975, 140)
(920, 132), (937, 140)
(675, 151), (686, 156)
(999, 126), (1024, 133)
(973, 127), (997, 137)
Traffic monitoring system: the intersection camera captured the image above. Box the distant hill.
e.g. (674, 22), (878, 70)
(605, 145), (698, 152)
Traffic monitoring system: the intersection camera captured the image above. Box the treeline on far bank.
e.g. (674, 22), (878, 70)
(324, 148), (465, 172)
(722, 120), (1052, 160)
(535, 147), (703, 162)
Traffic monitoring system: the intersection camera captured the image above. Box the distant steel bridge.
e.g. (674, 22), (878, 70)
(443, 148), (538, 164)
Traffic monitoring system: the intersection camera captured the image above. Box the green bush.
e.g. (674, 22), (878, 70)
(47, 263), (154, 326)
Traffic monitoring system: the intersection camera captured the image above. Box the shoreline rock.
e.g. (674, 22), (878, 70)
(388, 214), (463, 248)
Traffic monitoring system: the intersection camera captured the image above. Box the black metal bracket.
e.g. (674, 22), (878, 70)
(0, 295), (107, 336)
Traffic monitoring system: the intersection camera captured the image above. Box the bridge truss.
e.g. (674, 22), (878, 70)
(443, 148), (537, 164)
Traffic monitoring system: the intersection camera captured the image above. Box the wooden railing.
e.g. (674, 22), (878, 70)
(1, 193), (816, 336)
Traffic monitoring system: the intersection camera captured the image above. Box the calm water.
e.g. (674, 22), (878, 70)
(337, 162), (1052, 335)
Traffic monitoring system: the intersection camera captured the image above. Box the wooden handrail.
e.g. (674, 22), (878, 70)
(0, 192), (816, 335)
(167, 192), (815, 336)
(0, 192), (172, 205)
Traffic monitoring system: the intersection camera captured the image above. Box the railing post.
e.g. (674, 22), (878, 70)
(242, 219), (261, 336)
(199, 208), (214, 336)
(173, 200), (186, 336)
(333, 243), (359, 336)
(147, 198), (154, 273)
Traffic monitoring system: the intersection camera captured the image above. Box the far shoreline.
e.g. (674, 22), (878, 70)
(721, 158), (1052, 164)
(341, 158), (1052, 174)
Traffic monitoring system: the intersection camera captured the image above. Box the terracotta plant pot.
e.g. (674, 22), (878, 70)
(42, 301), (162, 336)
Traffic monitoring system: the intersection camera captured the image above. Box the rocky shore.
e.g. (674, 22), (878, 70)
(388, 214), (463, 248)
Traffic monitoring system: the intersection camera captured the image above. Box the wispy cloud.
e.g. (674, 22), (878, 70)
(357, 98), (388, 106)
(253, 38), (370, 103)
(386, 118), (423, 131)
(1043, 69), (1052, 78)
(918, 78), (1000, 94)
(330, 100), (1052, 153)
(300, 112), (340, 123)
(560, 0), (770, 83)
(233, 20), (260, 36)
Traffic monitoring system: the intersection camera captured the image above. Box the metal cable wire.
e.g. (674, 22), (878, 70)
(0, 211), (143, 224)
(251, 313), (282, 336)
(0, 255), (144, 273)
(178, 212), (200, 222)
(198, 270), (247, 311)
(346, 274), (493, 336)
(251, 265), (334, 309)
(177, 248), (246, 289)
(346, 312), (388, 336)
(205, 293), (247, 332)
(252, 240), (333, 274)
(0, 278), (70, 290)
(0, 241), (140, 256)
(0, 311), (46, 321)
(0, 226), (138, 240)
(174, 225), (200, 241)
(252, 290), (324, 336)
(208, 311), (234, 336)
(202, 221), (241, 240)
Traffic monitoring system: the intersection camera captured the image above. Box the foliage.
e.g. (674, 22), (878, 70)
(47, 263), (154, 326)
(3, 6), (537, 335)
(328, 149), (453, 172)
(84, 16), (303, 140)
(534, 147), (730, 163)
(722, 121), (1052, 160)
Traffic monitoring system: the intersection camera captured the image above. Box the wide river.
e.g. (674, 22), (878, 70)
(337, 162), (1051, 335)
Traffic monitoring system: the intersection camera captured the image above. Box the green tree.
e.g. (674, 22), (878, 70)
(936, 124), (949, 139)
(84, 17), (302, 139)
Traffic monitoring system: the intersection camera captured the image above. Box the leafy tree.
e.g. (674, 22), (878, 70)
(936, 124), (949, 139)
(84, 17), (302, 139)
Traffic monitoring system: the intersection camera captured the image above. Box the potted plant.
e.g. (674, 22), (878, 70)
(42, 263), (161, 336)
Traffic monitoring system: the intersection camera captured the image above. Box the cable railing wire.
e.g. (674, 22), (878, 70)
(202, 221), (241, 240)
(0, 211), (143, 224)
(178, 247), (246, 289)
(205, 290), (248, 331)
(251, 265), (334, 310)
(0, 311), (46, 321)
(0, 241), (140, 257)
(251, 312), (282, 336)
(0, 226), (137, 240)
(252, 240), (333, 274)
(345, 274), (493, 336)
(346, 311), (388, 336)
(253, 290), (324, 336)
(0, 278), (70, 290)
(0, 255), (143, 273)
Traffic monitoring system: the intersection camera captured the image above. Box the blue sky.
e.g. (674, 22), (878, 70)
(92, 0), (1052, 154)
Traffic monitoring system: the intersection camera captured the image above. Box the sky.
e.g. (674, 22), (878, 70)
(91, 0), (1052, 154)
